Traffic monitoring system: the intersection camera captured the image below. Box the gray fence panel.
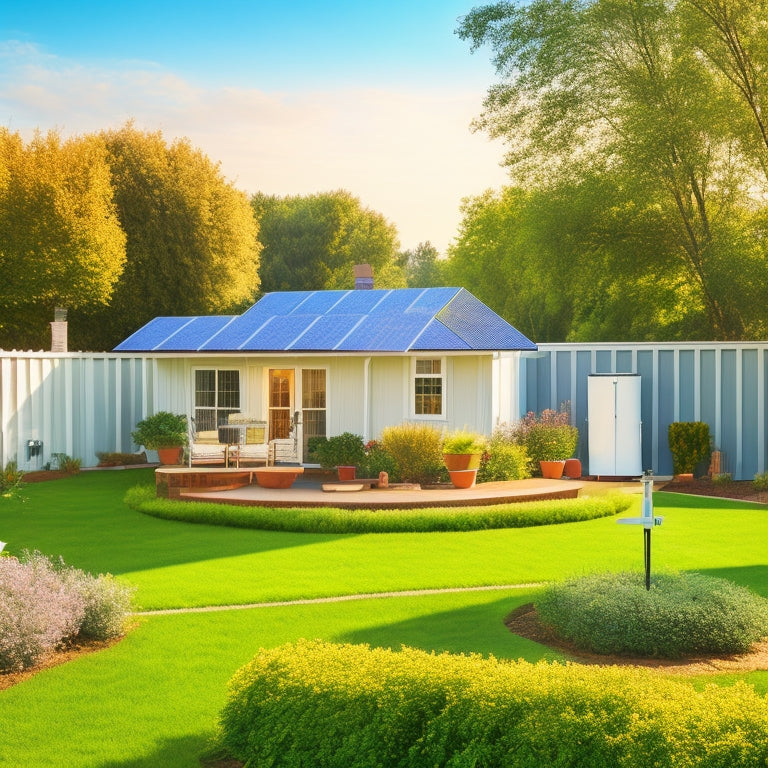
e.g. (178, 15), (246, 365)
(523, 342), (768, 480)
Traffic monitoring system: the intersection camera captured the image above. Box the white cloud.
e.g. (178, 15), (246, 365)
(0, 43), (508, 252)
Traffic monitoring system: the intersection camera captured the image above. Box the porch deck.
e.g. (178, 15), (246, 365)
(167, 472), (588, 510)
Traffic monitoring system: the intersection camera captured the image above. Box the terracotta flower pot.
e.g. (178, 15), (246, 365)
(157, 446), (183, 465)
(443, 453), (482, 471)
(539, 460), (566, 479)
(448, 469), (478, 489)
(564, 458), (582, 479)
(337, 465), (357, 481)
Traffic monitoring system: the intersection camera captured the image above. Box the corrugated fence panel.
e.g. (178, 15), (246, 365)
(721, 349), (738, 477)
(742, 349), (759, 479)
(657, 350), (675, 475)
(0, 353), (150, 470)
(637, 351), (654, 473)
(679, 350), (695, 422)
(522, 343), (768, 480)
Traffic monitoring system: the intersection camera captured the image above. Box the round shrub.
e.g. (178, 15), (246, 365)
(536, 571), (768, 658)
(0, 555), (85, 671)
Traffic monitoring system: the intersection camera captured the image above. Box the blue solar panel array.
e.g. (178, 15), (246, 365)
(114, 288), (537, 353)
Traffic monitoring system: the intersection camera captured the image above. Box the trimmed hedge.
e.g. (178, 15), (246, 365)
(216, 640), (768, 768)
(125, 485), (633, 533)
(536, 571), (768, 658)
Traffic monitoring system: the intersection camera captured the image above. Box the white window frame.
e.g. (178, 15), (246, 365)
(192, 367), (244, 432)
(410, 356), (446, 419)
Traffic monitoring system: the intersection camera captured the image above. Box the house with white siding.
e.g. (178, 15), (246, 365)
(113, 287), (537, 464)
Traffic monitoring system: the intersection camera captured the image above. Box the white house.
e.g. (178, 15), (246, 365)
(114, 287), (537, 463)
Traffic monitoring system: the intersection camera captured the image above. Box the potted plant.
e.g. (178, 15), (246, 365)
(131, 411), (188, 465)
(441, 429), (487, 488)
(316, 432), (366, 480)
(513, 407), (578, 479)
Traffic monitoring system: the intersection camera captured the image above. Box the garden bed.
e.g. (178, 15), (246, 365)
(661, 477), (768, 504)
(506, 603), (768, 674)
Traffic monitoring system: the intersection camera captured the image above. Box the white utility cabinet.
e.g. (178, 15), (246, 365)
(588, 374), (642, 476)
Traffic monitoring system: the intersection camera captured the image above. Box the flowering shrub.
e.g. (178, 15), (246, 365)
(60, 569), (136, 640)
(0, 554), (85, 671)
(498, 404), (578, 470)
(0, 551), (135, 672)
(216, 639), (768, 768)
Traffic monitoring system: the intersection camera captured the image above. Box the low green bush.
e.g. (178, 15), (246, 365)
(359, 444), (398, 479)
(380, 422), (444, 484)
(315, 432), (366, 469)
(536, 571), (768, 658)
(96, 451), (148, 467)
(216, 639), (768, 768)
(125, 485), (632, 534)
(712, 472), (732, 486)
(753, 471), (768, 491)
(478, 439), (531, 482)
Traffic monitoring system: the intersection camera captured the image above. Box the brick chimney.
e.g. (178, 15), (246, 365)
(51, 307), (68, 352)
(353, 264), (373, 290)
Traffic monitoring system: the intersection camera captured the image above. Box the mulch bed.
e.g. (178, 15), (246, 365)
(506, 603), (768, 674)
(659, 476), (768, 504)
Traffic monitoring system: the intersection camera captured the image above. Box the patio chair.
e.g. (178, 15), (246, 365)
(227, 414), (273, 466)
(188, 417), (226, 466)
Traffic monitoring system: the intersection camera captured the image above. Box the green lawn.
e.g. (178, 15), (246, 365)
(0, 469), (766, 767)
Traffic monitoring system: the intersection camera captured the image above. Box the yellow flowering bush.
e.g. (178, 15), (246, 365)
(216, 640), (768, 767)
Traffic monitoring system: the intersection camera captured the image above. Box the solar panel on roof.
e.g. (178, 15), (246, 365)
(338, 312), (429, 351)
(114, 286), (536, 353)
(155, 315), (235, 350)
(411, 318), (472, 351)
(239, 315), (320, 350)
(289, 290), (349, 315)
(288, 314), (365, 350)
(329, 289), (389, 315)
(114, 316), (193, 351)
(368, 288), (426, 315)
(438, 289), (536, 350)
(407, 287), (460, 314)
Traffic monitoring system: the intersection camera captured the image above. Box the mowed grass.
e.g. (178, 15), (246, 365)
(0, 470), (767, 767)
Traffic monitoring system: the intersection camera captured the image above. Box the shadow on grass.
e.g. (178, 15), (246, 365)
(695, 565), (768, 598)
(336, 594), (564, 662)
(7, 469), (351, 576)
(96, 733), (213, 768)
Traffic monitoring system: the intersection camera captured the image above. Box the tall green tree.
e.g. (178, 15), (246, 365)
(457, 0), (768, 340)
(400, 241), (447, 287)
(74, 124), (261, 350)
(0, 129), (125, 349)
(254, 190), (403, 292)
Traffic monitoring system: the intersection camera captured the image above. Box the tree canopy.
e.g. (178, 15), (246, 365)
(0, 124), (261, 351)
(75, 125), (261, 350)
(254, 190), (404, 292)
(0, 129), (126, 349)
(454, 0), (768, 341)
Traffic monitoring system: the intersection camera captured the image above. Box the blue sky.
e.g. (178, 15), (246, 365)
(0, 1), (509, 253)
